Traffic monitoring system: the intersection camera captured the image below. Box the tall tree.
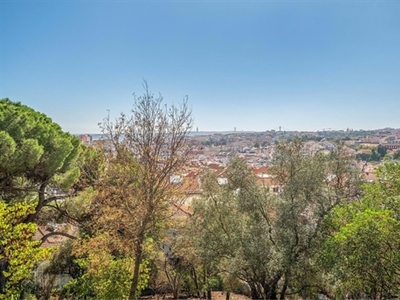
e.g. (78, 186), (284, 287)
(190, 140), (361, 299)
(0, 99), (83, 295)
(97, 83), (193, 299)
(269, 140), (361, 298)
(0, 99), (81, 222)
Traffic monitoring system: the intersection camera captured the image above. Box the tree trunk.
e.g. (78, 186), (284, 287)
(264, 282), (278, 300)
(164, 260), (180, 299)
(173, 278), (180, 300)
(249, 283), (259, 300)
(191, 265), (200, 297)
(129, 241), (144, 300)
(207, 289), (212, 300)
(25, 182), (47, 222)
(226, 291), (230, 300)
(279, 275), (288, 300)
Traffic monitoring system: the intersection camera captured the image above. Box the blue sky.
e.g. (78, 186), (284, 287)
(1, 1), (399, 133)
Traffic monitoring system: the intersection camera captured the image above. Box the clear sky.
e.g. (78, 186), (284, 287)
(1, 0), (399, 134)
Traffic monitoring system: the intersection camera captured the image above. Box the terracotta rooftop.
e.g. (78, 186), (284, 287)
(33, 225), (77, 248)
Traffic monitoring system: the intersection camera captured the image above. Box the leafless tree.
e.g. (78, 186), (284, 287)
(98, 82), (193, 299)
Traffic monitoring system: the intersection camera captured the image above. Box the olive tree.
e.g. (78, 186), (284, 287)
(189, 140), (362, 299)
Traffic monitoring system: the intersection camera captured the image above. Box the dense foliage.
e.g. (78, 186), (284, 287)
(0, 201), (52, 299)
(0, 98), (81, 220)
(0, 99), (81, 298)
(2, 97), (400, 299)
(322, 161), (400, 298)
(355, 145), (387, 162)
(185, 141), (362, 299)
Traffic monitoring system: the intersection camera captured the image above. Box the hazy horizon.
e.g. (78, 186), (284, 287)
(75, 127), (400, 137)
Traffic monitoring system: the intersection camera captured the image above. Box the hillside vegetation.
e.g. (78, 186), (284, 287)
(1, 96), (400, 300)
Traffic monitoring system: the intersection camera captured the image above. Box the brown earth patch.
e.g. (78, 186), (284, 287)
(140, 291), (250, 300)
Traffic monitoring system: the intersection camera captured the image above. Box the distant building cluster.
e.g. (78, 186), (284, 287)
(76, 128), (400, 210)
(78, 134), (92, 145)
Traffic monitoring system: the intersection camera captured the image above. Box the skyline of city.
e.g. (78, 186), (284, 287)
(1, 1), (399, 134)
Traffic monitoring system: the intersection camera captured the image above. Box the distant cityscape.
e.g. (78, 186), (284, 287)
(77, 127), (400, 149)
(77, 127), (400, 199)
